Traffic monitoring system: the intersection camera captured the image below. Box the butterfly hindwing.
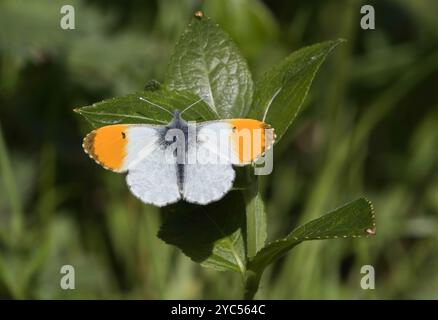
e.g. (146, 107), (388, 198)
(182, 135), (235, 205)
(126, 144), (181, 207)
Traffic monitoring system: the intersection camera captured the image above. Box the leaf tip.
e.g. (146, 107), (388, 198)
(73, 108), (81, 114)
(194, 10), (204, 19)
(362, 197), (376, 235)
(329, 38), (347, 51)
(365, 227), (377, 236)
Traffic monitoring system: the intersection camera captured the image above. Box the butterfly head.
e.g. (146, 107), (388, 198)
(172, 109), (182, 119)
(167, 109), (188, 129)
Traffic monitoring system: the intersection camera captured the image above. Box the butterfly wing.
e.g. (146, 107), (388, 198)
(83, 124), (158, 172)
(126, 144), (181, 207)
(181, 119), (275, 205)
(182, 138), (235, 205)
(83, 124), (181, 206)
(195, 119), (275, 166)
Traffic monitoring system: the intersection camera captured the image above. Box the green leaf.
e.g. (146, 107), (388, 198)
(243, 198), (375, 299)
(165, 15), (253, 118)
(249, 39), (344, 141)
(74, 89), (216, 128)
(158, 192), (247, 274)
(248, 198), (375, 274)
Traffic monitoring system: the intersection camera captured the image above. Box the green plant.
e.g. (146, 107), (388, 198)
(75, 13), (376, 299)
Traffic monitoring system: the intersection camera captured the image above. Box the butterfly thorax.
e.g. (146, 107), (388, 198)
(162, 110), (189, 146)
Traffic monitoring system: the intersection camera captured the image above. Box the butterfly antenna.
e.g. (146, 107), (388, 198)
(180, 98), (204, 115)
(139, 97), (173, 116)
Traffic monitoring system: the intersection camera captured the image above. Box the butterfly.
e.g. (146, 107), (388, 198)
(82, 97), (275, 207)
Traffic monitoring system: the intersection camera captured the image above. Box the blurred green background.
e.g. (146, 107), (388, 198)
(0, 0), (437, 299)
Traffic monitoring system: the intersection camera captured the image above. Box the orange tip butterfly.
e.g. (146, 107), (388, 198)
(82, 97), (275, 207)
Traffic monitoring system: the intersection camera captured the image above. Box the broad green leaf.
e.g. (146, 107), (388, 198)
(243, 175), (267, 258)
(249, 39), (344, 141)
(74, 88), (216, 128)
(158, 192), (247, 274)
(165, 15), (253, 118)
(248, 198), (375, 274)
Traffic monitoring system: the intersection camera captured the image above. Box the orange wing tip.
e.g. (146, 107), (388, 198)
(259, 128), (276, 158)
(82, 130), (112, 171)
(82, 125), (128, 172)
(229, 119), (276, 164)
(82, 130), (96, 158)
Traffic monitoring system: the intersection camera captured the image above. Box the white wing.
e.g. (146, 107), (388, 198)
(84, 124), (180, 206)
(126, 143), (181, 207)
(124, 126), (160, 170)
(126, 126), (181, 206)
(194, 121), (241, 165)
(182, 123), (236, 205)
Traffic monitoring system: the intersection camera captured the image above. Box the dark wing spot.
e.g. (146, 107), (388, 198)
(121, 132), (126, 139)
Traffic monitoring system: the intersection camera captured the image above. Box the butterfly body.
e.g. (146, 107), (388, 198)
(159, 110), (189, 192)
(83, 108), (275, 207)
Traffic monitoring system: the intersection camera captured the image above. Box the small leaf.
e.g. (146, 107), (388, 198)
(74, 89), (216, 128)
(165, 15), (253, 118)
(158, 192), (247, 274)
(248, 198), (375, 274)
(143, 79), (162, 91)
(249, 39), (344, 141)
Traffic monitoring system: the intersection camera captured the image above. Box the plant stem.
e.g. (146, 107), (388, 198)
(243, 168), (267, 258)
(245, 174), (259, 258)
(244, 269), (262, 300)
(242, 168), (267, 299)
